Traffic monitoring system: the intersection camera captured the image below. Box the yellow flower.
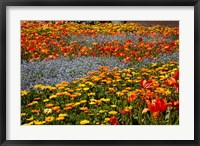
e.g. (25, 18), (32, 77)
(165, 89), (171, 95)
(111, 105), (116, 108)
(90, 98), (97, 102)
(21, 90), (29, 96)
(45, 116), (54, 122)
(86, 82), (94, 86)
(108, 111), (118, 115)
(26, 117), (34, 121)
(89, 101), (96, 105)
(49, 87), (56, 91)
(34, 120), (46, 125)
(87, 92), (96, 96)
(104, 98), (110, 102)
(58, 87), (65, 90)
(49, 95), (57, 99)
(104, 118), (110, 122)
(125, 106), (133, 111)
(43, 99), (49, 102)
(99, 110), (107, 113)
(80, 120), (90, 125)
(75, 102), (81, 106)
(152, 63), (157, 67)
(21, 113), (26, 116)
(58, 113), (68, 117)
(74, 92), (82, 96)
(80, 100), (87, 104)
(83, 87), (90, 91)
(34, 84), (43, 89)
(116, 92), (124, 96)
(78, 84), (86, 87)
(56, 117), (65, 121)
(27, 101), (38, 107)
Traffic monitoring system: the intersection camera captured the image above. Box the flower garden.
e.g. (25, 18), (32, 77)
(21, 21), (179, 125)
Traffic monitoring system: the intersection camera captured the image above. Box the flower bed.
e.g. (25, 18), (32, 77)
(21, 21), (179, 125)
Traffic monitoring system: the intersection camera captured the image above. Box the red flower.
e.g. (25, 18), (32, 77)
(173, 70), (179, 80)
(140, 79), (153, 90)
(110, 116), (118, 125)
(146, 98), (168, 115)
(164, 70), (179, 92)
(120, 109), (126, 114)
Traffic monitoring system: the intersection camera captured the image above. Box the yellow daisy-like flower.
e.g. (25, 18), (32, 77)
(90, 98), (97, 102)
(89, 101), (96, 105)
(49, 87), (56, 91)
(21, 90), (29, 96)
(49, 95), (57, 99)
(78, 84), (86, 87)
(104, 118), (110, 122)
(83, 87), (89, 91)
(99, 110), (107, 113)
(58, 87), (65, 90)
(27, 101), (38, 107)
(45, 116), (54, 122)
(80, 120), (90, 125)
(34, 84), (43, 89)
(21, 113), (26, 116)
(80, 100), (87, 104)
(87, 92), (96, 96)
(58, 113), (68, 117)
(75, 102), (81, 106)
(111, 105), (116, 108)
(74, 92), (82, 96)
(152, 63), (157, 67)
(26, 117), (34, 121)
(34, 120), (46, 125)
(43, 99), (49, 102)
(104, 98), (110, 102)
(108, 111), (118, 115)
(56, 117), (65, 121)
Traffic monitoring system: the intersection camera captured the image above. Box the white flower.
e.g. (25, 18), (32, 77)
(43, 108), (52, 114)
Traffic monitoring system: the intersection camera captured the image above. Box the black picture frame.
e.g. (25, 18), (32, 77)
(0, 0), (199, 146)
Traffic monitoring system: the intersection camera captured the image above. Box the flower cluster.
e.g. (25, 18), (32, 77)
(21, 21), (179, 62)
(21, 62), (179, 125)
(21, 21), (179, 125)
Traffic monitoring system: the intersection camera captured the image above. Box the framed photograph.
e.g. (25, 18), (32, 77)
(0, 0), (199, 146)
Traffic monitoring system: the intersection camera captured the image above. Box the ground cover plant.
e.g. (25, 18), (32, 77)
(21, 21), (179, 125)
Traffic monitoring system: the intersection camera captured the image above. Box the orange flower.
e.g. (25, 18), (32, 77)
(128, 92), (137, 102)
(146, 98), (168, 118)
(31, 109), (41, 113)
